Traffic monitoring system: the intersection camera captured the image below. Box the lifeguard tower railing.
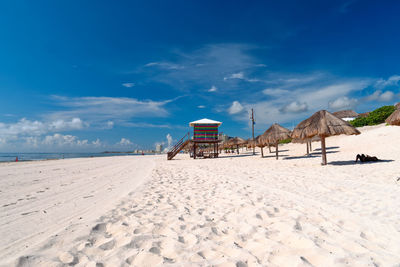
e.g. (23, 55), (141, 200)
(167, 132), (190, 160)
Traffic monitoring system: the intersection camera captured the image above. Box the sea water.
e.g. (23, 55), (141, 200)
(0, 152), (142, 162)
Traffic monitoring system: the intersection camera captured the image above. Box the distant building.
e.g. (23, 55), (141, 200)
(332, 110), (359, 122)
(155, 144), (163, 154)
(218, 133), (229, 142)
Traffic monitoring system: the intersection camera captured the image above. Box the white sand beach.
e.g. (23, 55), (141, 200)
(1, 124), (400, 266)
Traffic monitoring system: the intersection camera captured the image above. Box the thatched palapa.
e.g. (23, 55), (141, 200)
(225, 137), (246, 153)
(332, 110), (359, 120)
(291, 110), (360, 165)
(259, 123), (291, 160)
(395, 102), (400, 110)
(226, 137), (246, 146)
(385, 109), (400, 126)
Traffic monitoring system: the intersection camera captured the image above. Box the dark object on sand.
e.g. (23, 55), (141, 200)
(355, 154), (379, 162)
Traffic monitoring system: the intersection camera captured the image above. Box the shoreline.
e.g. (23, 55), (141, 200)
(0, 152), (155, 164)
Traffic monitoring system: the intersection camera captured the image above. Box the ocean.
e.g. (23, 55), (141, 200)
(0, 152), (143, 162)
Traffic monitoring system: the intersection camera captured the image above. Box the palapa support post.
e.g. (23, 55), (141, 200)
(309, 140), (312, 151)
(321, 135), (327, 165)
(250, 108), (255, 155)
(261, 147), (264, 157)
(306, 140), (309, 156)
(268, 146), (271, 153)
(275, 141), (279, 160)
(193, 143), (197, 159)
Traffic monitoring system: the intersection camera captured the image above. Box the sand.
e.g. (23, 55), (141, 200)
(1, 124), (400, 266)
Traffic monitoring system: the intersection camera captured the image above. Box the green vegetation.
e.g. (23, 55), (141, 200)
(279, 138), (292, 144)
(350, 105), (395, 127)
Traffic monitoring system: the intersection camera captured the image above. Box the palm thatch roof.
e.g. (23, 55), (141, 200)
(291, 110), (360, 140)
(258, 123), (291, 160)
(292, 135), (320, 144)
(291, 110), (360, 165)
(395, 103), (400, 110)
(332, 110), (359, 119)
(259, 123), (291, 145)
(246, 138), (256, 148)
(385, 109), (400, 125)
(226, 137), (247, 146)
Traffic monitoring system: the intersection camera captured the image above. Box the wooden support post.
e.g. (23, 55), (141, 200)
(269, 146), (271, 153)
(261, 147), (264, 157)
(193, 143), (196, 159)
(306, 141), (309, 156)
(309, 141), (312, 151)
(321, 136), (327, 165)
(275, 141), (279, 160)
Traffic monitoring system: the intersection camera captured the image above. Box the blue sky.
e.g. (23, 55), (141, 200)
(0, 0), (399, 152)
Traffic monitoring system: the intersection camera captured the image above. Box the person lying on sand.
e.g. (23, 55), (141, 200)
(355, 154), (379, 162)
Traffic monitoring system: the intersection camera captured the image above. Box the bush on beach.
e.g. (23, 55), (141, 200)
(350, 105), (395, 127)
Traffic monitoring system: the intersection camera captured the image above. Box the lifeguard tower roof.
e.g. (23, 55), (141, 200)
(189, 118), (222, 127)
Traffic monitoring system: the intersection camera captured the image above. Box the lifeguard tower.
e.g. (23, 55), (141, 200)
(167, 118), (222, 160)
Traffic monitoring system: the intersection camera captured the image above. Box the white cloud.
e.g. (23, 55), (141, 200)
(224, 72), (244, 80)
(49, 118), (85, 131)
(140, 44), (263, 92)
(92, 138), (102, 147)
(328, 96), (358, 110)
(166, 134), (173, 150)
(228, 101), (245, 114)
(157, 133), (174, 152)
(224, 71), (259, 82)
(145, 62), (184, 70)
(262, 88), (290, 97)
(229, 74), (370, 126)
(197, 105), (206, 108)
(280, 101), (308, 113)
(374, 75), (400, 90)
(47, 96), (175, 128)
(122, 82), (135, 88)
(25, 136), (39, 147)
(208, 85), (217, 92)
(42, 133), (86, 146)
(106, 121), (114, 129)
(121, 122), (182, 129)
(0, 117), (86, 140)
(366, 90), (395, 102)
(118, 138), (133, 146)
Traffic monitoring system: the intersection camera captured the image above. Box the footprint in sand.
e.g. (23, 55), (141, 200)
(98, 239), (115, 251)
(91, 223), (108, 234)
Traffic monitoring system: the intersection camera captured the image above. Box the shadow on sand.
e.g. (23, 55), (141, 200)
(311, 151), (339, 156)
(220, 154), (257, 158)
(283, 155), (317, 160)
(261, 154), (290, 158)
(314, 146), (340, 151)
(267, 149), (289, 153)
(284, 150), (338, 160)
(329, 159), (394, 166)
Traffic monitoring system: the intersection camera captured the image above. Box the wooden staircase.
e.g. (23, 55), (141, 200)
(167, 132), (190, 160)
